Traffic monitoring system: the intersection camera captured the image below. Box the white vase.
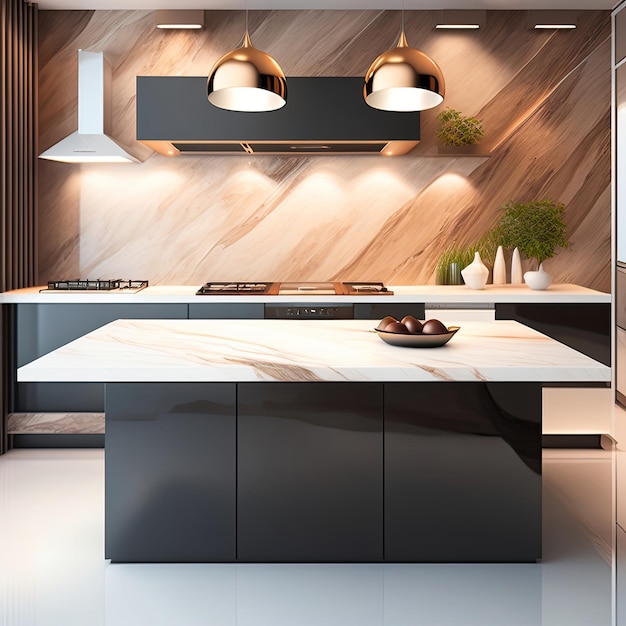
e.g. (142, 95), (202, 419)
(524, 262), (552, 290)
(461, 251), (489, 290)
(492, 245), (506, 285)
(510, 248), (523, 284)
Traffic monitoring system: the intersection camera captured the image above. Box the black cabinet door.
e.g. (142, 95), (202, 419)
(353, 303), (425, 320)
(237, 382), (383, 562)
(495, 302), (610, 366)
(105, 383), (236, 562)
(384, 382), (542, 563)
(188, 303), (264, 319)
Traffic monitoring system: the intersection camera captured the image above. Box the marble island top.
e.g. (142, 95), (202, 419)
(17, 319), (610, 384)
(0, 283), (610, 304)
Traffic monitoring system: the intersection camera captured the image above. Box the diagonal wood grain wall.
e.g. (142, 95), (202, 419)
(37, 10), (611, 291)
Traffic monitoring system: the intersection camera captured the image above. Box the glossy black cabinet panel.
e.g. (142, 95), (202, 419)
(495, 302), (610, 366)
(188, 303), (264, 319)
(353, 303), (425, 320)
(105, 383), (236, 562)
(384, 382), (542, 563)
(237, 382), (383, 562)
(137, 77), (419, 145)
(618, 268), (626, 330)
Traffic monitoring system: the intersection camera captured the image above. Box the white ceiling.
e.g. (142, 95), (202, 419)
(35, 0), (617, 11)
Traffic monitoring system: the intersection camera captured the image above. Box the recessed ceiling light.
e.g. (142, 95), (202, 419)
(155, 10), (204, 30)
(434, 10), (486, 30)
(528, 10), (578, 30)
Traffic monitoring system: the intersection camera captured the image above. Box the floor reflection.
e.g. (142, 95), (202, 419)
(105, 562), (541, 626)
(0, 448), (614, 626)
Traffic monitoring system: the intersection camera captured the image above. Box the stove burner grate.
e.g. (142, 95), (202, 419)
(44, 279), (149, 292)
(196, 282), (273, 295)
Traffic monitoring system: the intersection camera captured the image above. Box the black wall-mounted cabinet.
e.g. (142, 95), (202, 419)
(136, 76), (420, 155)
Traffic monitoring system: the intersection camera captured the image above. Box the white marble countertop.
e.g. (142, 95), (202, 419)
(0, 284), (611, 304)
(16, 319), (611, 384)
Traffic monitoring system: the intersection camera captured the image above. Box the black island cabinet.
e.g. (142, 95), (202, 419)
(103, 380), (542, 564)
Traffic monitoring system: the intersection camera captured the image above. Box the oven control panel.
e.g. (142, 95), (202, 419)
(264, 304), (354, 319)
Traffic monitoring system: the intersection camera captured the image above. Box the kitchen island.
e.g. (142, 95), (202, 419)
(18, 319), (610, 564)
(2, 283), (610, 443)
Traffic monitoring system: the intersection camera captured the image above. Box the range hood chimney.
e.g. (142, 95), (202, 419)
(39, 50), (140, 164)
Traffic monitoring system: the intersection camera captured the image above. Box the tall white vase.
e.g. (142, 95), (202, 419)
(524, 262), (552, 290)
(510, 247), (523, 284)
(492, 245), (506, 285)
(461, 251), (489, 290)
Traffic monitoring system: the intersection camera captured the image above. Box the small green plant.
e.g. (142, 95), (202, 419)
(435, 245), (473, 284)
(494, 200), (569, 267)
(436, 108), (484, 147)
(435, 232), (498, 285)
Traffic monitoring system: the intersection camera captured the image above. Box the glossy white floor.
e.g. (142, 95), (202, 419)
(0, 443), (616, 626)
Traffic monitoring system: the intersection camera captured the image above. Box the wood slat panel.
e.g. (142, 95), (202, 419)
(1, 0), (38, 453)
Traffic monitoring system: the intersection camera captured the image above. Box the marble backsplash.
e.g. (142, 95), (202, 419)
(37, 10), (611, 291)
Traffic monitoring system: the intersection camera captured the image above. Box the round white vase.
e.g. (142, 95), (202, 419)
(461, 251), (489, 290)
(524, 262), (552, 290)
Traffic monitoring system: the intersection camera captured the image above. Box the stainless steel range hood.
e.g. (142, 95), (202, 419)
(136, 76), (420, 156)
(39, 50), (140, 164)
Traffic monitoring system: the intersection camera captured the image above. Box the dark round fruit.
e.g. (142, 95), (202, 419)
(376, 316), (398, 331)
(384, 321), (410, 334)
(401, 315), (423, 334)
(421, 319), (449, 335)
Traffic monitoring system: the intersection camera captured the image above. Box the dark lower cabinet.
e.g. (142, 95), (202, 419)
(237, 382), (383, 562)
(495, 303), (610, 366)
(105, 383), (236, 562)
(384, 382), (542, 563)
(103, 381), (542, 563)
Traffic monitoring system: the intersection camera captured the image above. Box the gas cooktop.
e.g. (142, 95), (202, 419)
(195, 281), (392, 296)
(40, 279), (149, 294)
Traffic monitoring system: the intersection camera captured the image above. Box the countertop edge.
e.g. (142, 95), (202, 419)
(0, 284), (611, 304)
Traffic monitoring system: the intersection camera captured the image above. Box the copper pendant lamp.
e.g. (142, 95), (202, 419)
(364, 13), (445, 112)
(207, 12), (286, 112)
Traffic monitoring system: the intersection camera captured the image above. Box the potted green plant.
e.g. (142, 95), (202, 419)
(435, 232), (498, 286)
(435, 244), (472, 285)
(436, 107), (485, 148)
(494, 200), (569, 290)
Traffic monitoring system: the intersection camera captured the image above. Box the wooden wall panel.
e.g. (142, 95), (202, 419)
(1, 0), (38, 453)
(37, 10), (611, 291)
